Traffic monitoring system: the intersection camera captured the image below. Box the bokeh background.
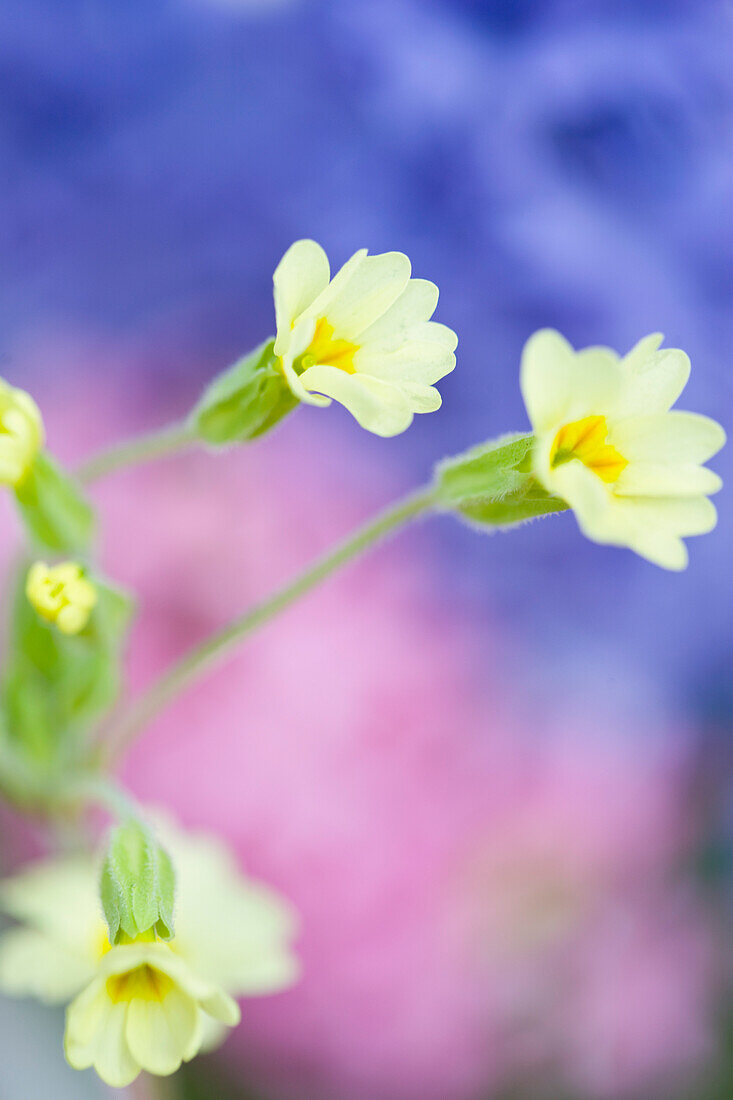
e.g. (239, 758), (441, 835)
(1, 0), (733, 1097)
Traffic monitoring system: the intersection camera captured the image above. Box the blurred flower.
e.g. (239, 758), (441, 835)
(26, 561), (97, 635)
(64, 936), (239, 1087)
(0, 822), (299, 1088)
(0, 380), (44, 487)
(273, 239), (457, 436)
(453, 734), (716, 1098)
(521, 329), (725, 569)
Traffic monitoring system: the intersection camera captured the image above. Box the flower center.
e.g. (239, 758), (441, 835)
(106, 964), (174, 1004)
(550, 415), (627, 484)
(298, 317), (359, 375)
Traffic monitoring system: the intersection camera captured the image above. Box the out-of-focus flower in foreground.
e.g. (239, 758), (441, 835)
(0, 822), (299, 1088)
(272, 239), (457, 436)
(0, 379), (44, 487)
(26, 561), (98, 635)
(521, 330), (725, 569)
(65, 936), (240, 1087)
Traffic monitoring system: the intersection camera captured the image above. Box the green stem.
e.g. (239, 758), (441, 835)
(58, 775), (143, 822)
(76, 420), (198, 485)
(102, 484), (437, 763)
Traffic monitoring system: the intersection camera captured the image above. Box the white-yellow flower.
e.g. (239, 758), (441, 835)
(272, 239), (457, 436)
(65, 936), (239, 1087)
(0, 824), (299, 1088)
(521, 329), (725, 569)
(0, 378), (43, 486)
(26, 561), (98, 634)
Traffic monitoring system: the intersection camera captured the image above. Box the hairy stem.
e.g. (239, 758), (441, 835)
(59, 775), (144, 822)
(76, 420), (197, 484)
(101, 484), (437, 763)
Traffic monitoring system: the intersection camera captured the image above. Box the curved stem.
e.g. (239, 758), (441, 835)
(101, 484), (437, 763)
(58, 774), (144, 822)
(76, 420), (197, 485)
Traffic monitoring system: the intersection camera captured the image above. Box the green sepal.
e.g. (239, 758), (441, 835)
(1, 571), (134, 769)
(456, 483), (570, 528)
(100, 820), (175, 944)
(191, 338), (298, 446)
(14, 452), (94, 554)
(434, 432), (568, 529)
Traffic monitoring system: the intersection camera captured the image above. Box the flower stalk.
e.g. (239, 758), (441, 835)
(76, 419), (198, 484)
(101, 483), (438, 762)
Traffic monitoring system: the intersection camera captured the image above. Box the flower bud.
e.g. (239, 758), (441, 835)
(26, 561), (97, 635)
(0, 379), (44, 487)
(100, 821), (175, 945)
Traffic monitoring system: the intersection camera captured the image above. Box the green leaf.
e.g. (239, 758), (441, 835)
(100, 820), (176, 943)
(1, 569), (134, 769)
(434, 433), (568, 530)
(14, 452), (94, 553)
(192, 338), (298, 446)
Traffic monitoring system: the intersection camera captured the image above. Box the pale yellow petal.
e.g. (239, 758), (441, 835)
(613, 336), (690, 418)
(420, 320), (460, 348)
(520, 329), (621, 433)
(625, 530), (689, 571)
(354, 339), (456, 385)
(550, 460), (619, 545)
(273, 240), (330, 353)
(615, 462), (722, 498)
(198, 1014), (229, 1053)
(299, 365), (414, 436)
(164, 825), (300, 996)
(303, 247), (368, 323)
(621, 332), (665, 369)
(199, 987), (240, 1025)
(125, 986), (200, 1076)
(65, 982), (140, 1088)
(613, 495), (718, 537)
(225, 947), (300, 996)
(91, 1005), (140, 1088)
(355, 278), (439, 349)
(611, 411), (726, 464)
(394, 382), (443, 413)
(0, 927), (94, 1004)
(0, 856), (103, 954)
(311, 252), (412, 339)
(64, 978), (110, 1054)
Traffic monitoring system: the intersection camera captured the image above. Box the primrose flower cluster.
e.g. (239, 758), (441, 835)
(0, 237), (725, 1092)
(0, 821), (298, 1087)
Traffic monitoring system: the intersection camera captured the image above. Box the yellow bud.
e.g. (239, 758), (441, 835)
(0, 379), (44, 486)
(26, 561), (98, 635)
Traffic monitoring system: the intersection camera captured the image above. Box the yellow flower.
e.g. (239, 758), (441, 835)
(0, 378), (43, 486)
(273, 239), (457, 436)
(0, 824), (299, 1088)
(521, 330), (725, 569)
(26, 561), (98, 634)
(64, 938), (239, 1087)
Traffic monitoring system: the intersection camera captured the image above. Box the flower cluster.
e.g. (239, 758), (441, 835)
(0, 237), (726, 1093)
(0, 823), (298, 1088)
